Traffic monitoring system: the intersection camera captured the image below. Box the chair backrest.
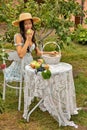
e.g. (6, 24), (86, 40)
(3, 50), (24, 82)
(2, 50), (24, 111)
(8, 51), (24, 79)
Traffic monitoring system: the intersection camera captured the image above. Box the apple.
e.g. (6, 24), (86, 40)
(30, 60), (37, 69)
(35, 62), (41, 69)
(42, 64), (49, 70)
(32, 60), (37, 63)
(27, 29), (31, 34)
(0, 64), (6, 69)
(45, 64), (49, 70)
(30, 63), (35, 69)
(37, 59), (44, 64)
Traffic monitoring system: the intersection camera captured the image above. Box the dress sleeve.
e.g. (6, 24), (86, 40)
(14, 33), (24, 46)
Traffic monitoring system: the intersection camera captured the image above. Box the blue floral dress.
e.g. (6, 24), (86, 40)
(5, 33), (35, 82)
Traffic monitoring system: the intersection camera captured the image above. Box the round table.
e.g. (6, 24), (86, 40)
(23, 62), (78, 128)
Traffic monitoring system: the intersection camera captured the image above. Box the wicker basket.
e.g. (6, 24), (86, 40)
(42, 42), (61, 65)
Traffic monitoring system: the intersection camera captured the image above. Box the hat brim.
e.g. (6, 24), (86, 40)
(12, 17), (40, 27)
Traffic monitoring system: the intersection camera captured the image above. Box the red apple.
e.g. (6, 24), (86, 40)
(0, 64), (6, 69)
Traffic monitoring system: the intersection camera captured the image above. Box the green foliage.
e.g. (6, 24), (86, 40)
(43, 44), (56, 51)
(0, 0), (84, 45)
(71, 24), (87, 45)
(0, 0), (24, 43)
(0, 38), (8, 62)
(43, 43), (60, 52)
(5, 25), (18, 44)
(84, 17), (87, 25)
(35, 0), (82, 45)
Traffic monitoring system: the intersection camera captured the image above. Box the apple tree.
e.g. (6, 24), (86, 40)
(0, 0), (83, 46)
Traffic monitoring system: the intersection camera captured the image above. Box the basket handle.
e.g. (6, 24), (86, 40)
(42, 41), (61, 53)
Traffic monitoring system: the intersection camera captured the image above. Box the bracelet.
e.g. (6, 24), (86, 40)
(14, 43), (23, 46)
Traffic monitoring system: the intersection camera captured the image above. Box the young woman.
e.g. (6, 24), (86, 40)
(5, 12), (58, 81)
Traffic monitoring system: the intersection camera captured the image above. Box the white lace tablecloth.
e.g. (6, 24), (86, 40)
(23, 62), (78, 128)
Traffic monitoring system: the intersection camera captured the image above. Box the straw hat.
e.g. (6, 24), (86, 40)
(12, 12), (40, 26)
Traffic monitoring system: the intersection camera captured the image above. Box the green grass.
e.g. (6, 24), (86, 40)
(0, 43), (87, 130)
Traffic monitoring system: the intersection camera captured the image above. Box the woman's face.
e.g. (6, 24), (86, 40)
(24, 19), (33, 32)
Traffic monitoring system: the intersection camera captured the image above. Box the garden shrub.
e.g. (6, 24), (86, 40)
(71, 24), (87, 45)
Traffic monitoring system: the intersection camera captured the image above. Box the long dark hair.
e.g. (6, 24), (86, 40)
(19, 19), (37, 52)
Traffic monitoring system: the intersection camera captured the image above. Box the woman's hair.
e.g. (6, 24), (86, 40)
(19, 19), (37, 52)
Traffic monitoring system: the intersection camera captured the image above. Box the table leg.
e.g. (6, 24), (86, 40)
(27, 99), (44, 122)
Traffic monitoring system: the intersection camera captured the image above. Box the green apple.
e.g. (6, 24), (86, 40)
(27, 29), (31, 34)
(35, 62), (41, 69)
(31, 60), (37, 65)
(30, 60), (37, 68)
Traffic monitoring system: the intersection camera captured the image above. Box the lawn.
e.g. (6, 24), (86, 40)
(0, 42), (87, 130)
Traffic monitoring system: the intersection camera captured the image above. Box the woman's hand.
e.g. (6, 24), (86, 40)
(26, 29), (34, 41)
(40, 50), (60, 56)
(50, 51), (59, 55)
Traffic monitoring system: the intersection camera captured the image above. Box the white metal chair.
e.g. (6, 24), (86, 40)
(2, 50), (24, 111)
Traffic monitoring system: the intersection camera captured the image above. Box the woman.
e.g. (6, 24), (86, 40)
(5, 12), (58, 81)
